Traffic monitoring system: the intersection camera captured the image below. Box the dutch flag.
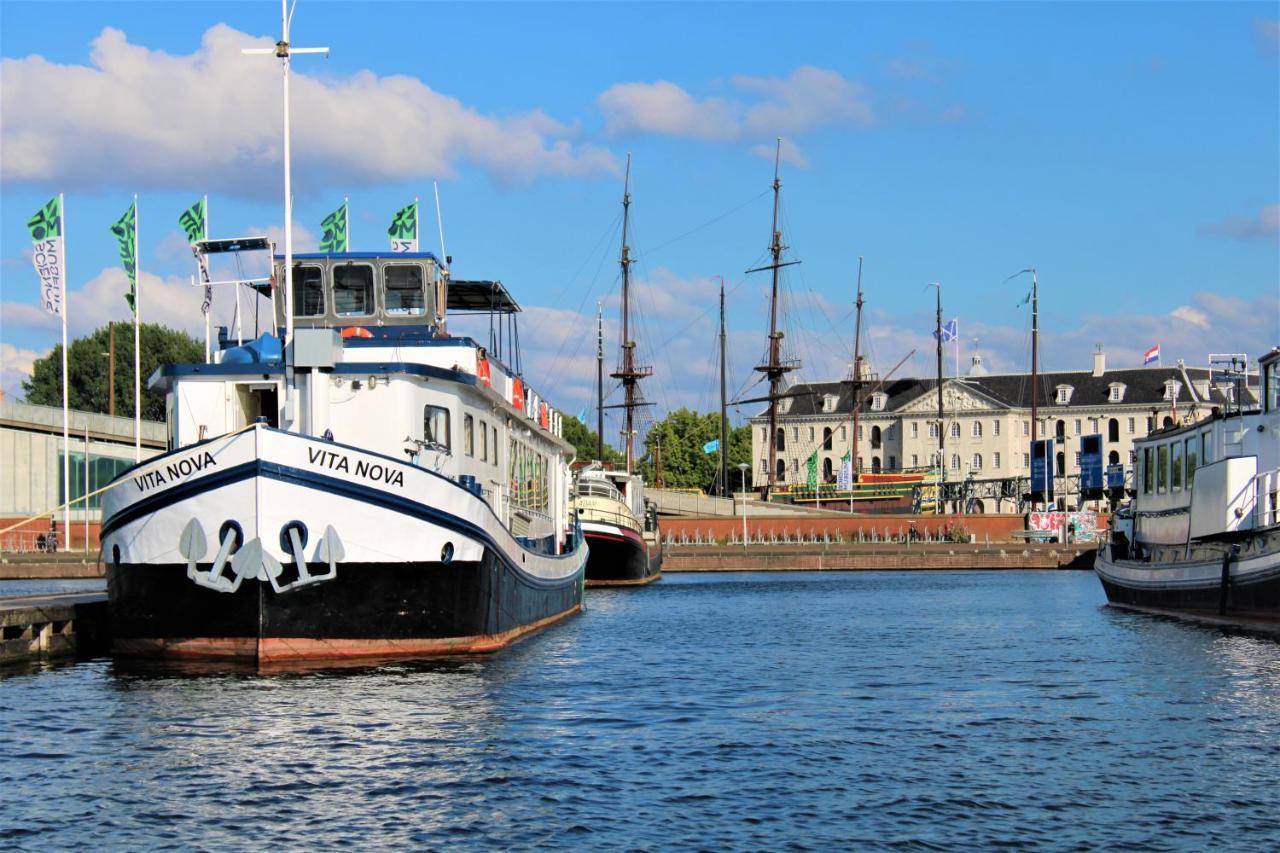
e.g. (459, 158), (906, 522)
(1143, 345), (1160, 366)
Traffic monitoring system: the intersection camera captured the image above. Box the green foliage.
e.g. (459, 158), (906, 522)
(22, 323), (204, 421)
(639, 407), (753, 493)
(558, 410), (624, 465)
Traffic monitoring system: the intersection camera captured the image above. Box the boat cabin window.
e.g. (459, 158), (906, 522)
(1171, 441), (1183, 491)
(1157, 444), (1169, 493)
(1185, 437), (1197, 488)
(333, 264), (376, 316)
(424, 405), (450, 450)
(479, 420), (488, 462)
(384, 264), (426, 316)
(1266, 357), (1280, 413)
(463, 414), (475, 457)
(1142, 447), (1154, 495)
(292, 265), (325, 317)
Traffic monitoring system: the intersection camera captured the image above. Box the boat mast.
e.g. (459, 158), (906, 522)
(719, 277), (729, 497)
(596, 301), (604, 462)
(751, 139), (800, 498)
(849, 257), (864, 513)
(934, 282), (945, 514)
(1030, 268), (1040, 508)
(610, 154), (652, 475)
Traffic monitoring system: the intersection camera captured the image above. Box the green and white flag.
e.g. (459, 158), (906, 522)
(806, 449), (819, 489)
(27, 196), (64, 317)
(179, 198), (206, 245)
(319, 201), (348, 253)
(110, 200), (138, 313)
(387, 201), (418, 252)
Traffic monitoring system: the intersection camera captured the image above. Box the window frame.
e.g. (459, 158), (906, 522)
(383, 263), (428, 317)
(332, 263), (377, 317)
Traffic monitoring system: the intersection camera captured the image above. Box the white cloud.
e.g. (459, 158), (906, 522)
(1171, 306), (1209, 328)
(1199, 204), (1280, 240)
(597, 66), (873, 151)
(749, 138), (809, 168)
(1256, 19), (1280, 55)
(0, 342), (42, 400)
(1, 25), (617, 196)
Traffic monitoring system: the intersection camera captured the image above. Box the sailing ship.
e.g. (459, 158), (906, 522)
(571, 157), (662, 587)
(1095, 349), (1280, 624)
(99, 3), (586, 662)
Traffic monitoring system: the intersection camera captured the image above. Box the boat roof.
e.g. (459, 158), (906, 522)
(447, 280), (521, 314)
(281, 251), (443, 262)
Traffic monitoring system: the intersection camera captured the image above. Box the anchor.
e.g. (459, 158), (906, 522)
(271, 523), (343, 594)
(180, 519), (251, 593)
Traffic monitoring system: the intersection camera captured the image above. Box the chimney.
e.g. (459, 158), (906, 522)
(1092, 344), (1106, 377)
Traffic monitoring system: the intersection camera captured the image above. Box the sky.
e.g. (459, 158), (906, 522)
(1, 1), (1277, 447)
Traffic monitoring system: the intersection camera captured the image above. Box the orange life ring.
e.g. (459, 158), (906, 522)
(341, 327), (373, 339)
(477, 356), (492, 387)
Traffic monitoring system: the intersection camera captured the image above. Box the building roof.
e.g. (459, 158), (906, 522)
(753, 365), (1256, 421)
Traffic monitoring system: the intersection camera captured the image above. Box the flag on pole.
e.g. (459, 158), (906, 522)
(806, 449), (819, 489)
(1016, 290), (1031, 307)
(180, 199), (213, 315)
(934, 318), (958, 342)
(703, 438), (720, 454)
(1143, 345), (1160, 366)
(837, 450), (852, 490)
(576, 406), (587, 425)
(110, 200), (138, 312)
(179, 199), (206, 245)
(319, 202), (348, 253)
(27, 197), (63, 317)
(388, 201), (418, 252)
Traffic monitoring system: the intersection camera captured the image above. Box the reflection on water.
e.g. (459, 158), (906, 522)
(2, 571), (1279, 847)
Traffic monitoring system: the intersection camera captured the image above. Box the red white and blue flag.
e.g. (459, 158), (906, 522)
(1143, 345), (1160, 366)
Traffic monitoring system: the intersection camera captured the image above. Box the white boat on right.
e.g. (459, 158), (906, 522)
(1095, 347), (1280, 624)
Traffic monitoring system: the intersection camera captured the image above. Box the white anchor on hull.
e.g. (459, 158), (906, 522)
(178, 519), (343, 594)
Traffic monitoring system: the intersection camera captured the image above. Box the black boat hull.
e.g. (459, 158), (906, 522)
(582, 526), (661, 587)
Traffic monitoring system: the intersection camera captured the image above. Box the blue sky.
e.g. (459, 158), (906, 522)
(2, 1), (1277, 438)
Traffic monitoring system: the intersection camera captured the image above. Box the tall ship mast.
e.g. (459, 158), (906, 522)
(571, 158), (662, 587)
(750, 140), (801, 497)
(610, 155), (653, 474)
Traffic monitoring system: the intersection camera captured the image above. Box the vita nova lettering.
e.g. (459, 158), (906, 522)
(133, 451), (218, 492)
(308, 447), (404, 488)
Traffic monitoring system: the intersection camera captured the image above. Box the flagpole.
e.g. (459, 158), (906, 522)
(133, 193), (141, 462)
(414, 196), (420, 250)
(203, 194), (211, 364)
(59, 192), (71, 544)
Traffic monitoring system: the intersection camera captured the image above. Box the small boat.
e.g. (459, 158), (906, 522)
(1094, 348), (1280, 626)
(574, 465), (662, 587)
(571, 156), (662, 587)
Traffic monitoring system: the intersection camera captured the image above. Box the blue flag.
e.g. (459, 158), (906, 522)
(703, 438), (720, 454)
(937, 318), (958, 342)
(576, 406), (587, 425)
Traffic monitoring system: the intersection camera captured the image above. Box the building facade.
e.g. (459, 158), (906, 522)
(749, 350), (1257, 511)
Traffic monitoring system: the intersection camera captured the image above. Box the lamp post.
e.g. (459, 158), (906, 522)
(737, 462), (750, 546)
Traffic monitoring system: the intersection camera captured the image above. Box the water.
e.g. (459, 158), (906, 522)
(0, 579), (105, 597)
(3, 570), (1280, 849)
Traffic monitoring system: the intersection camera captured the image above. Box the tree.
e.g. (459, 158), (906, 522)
(22, 323), (204, 421)
(639, 408), (753, 492)
(558, 410), (624, 466)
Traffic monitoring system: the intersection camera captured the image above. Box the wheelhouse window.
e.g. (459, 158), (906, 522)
(333, 264), (376, 316)
(424, 405), (450, 450)
(1157, 444), (1169, 493)
(463, 414), (475, 457)
(1171, 441), (1183, 491)
(1143, 447), (1154, 494)
(479, 420), (488, 462)
(292, 265), (325, 317)
(384, 264), (426, 316)
(1185, 437), (1197, 488)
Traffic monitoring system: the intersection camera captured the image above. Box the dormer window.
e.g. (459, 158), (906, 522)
(778, 397), (793, 414)
(1055, 384), (1074, 405)
(822, 394), (838, 413)
(1163, 380), (1182, 402)
(870, 392), (888, 412)
(1108, 382), (1126, 403)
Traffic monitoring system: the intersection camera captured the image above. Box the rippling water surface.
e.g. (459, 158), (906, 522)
(3, 570), (1280, 849)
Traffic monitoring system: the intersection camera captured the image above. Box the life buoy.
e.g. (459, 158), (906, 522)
(477, 356), (492, 387)
(341, 327), (373, 339)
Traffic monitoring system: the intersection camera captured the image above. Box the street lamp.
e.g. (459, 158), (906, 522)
(737, 462), (749, 545)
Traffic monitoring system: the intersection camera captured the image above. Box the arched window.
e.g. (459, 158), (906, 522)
(822, 427), (833, 451)
(972, 453), (983, 470)
(1056, 451), (1065, 473)
(950, 453), (960, 470)
(775, 428), (786, 451)
(1056, 420), (1066, 439)
(950, 422), (960, 438)
(872, 456), (882, 473)
(1108, 418), (1120, 443)
(972, 421), (983, 438)
(1108, 450), (1120, 465)
(871, 425), (882, 448)
(822, 457), (833, 481)
(1163, 416), (1174, 428)
(776, 458), (786, 482)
